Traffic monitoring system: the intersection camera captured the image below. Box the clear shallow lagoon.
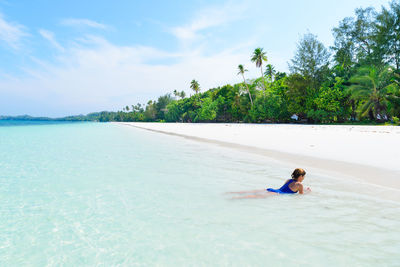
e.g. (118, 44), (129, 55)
(0, 121), (399, 266)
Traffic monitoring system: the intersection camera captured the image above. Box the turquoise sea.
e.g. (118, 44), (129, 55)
(0, 121), (399, 266)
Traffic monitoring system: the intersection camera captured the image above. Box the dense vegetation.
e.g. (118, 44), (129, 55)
(105, 2), (400, 124)
(3, 2), (400, 125)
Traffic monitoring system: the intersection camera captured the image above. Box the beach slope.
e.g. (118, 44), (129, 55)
(119, 122), (400, 190)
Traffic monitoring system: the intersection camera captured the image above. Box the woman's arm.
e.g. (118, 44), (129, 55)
(297, 183), (304, 194)
(289, 181), (304, 194)
(296, 183), (312, 194)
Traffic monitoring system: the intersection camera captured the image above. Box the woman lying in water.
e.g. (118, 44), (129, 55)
(229, 168), (311, 199)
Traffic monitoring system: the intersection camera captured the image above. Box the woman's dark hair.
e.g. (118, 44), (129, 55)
(291, 168), (306, 181)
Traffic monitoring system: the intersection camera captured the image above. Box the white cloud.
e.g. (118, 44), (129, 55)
(0, 35), (255, 116)
(61, 18), (108, 30)
(39, 29), (65, 52)
(0, 12), (28, 49)
(170, 1), (247, 45)
(0, 2), (259, 117)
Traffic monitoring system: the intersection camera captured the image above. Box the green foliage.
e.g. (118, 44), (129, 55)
(237, 64), (253, 106)
(251, 48), (268, 68)
(249, 90), (289, 122)
(264, 64), (276, 81)
(331, 17), (356, 72)
(190, 80), (200, 94)
(195, 96), (218, 122)
(308, 78), (349, 122)
(251, 47), (268, 89)
(332, 8), (377, 66)
(144, 100), (157, 121)
(289, 32), (330, 91)
(348, 65), (393, 121)
(285, 73), (311, 118)
(155, 94), (174, 121)
(393, 116), (400, 125)
(375, 1), (400, 70)
(165, 101), (182, 122)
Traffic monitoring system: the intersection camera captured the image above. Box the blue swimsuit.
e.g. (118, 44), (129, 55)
(267, 179), (297, 194)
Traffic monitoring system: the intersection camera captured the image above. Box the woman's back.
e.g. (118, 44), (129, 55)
(278, 179), (297, 193)
(266, 179), (297, 194)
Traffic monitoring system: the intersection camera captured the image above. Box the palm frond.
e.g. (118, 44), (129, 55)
(358, 100), (373, 118)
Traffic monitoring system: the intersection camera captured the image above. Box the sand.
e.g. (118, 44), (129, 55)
(118, 122), (400, 192)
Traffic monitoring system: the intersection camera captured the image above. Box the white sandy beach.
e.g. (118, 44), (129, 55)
(119, 122), (400, 191)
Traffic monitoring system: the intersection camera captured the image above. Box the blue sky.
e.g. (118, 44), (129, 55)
(0, 0), (391, 117)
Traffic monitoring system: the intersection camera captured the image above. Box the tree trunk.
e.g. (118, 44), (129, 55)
(242, 74), (253, 106)
(395, 41), (399, 71)
(351, 100), (356, 121)
(369, 109), (375, 121)
(260, 65), (265, 90)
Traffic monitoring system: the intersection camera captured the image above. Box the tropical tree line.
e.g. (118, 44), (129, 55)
(93, 1), (400, 124)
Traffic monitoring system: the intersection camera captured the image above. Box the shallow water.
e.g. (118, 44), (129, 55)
(0, 121), (399, 266)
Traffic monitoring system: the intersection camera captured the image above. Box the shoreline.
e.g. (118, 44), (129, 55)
(117, 122), (400, 194)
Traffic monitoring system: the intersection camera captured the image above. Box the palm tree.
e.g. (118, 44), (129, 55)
(265, 64), (276, 82)
(190, 79), (200, 95)
(237, 64), (253, 106)
(173, 90), (179, 98)
(173, 89), (186, 99)
(251, 48), (268, 88)
(349, 66), (394, 121)
(387, 70), (400, 118)
(391, 70), (400, 87)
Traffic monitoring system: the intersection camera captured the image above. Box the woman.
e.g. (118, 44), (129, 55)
(266, 168), (308, 194)
(229, 168), (310, 199)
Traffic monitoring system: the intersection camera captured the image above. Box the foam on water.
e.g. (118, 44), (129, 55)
(0, 121), (399, 266)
